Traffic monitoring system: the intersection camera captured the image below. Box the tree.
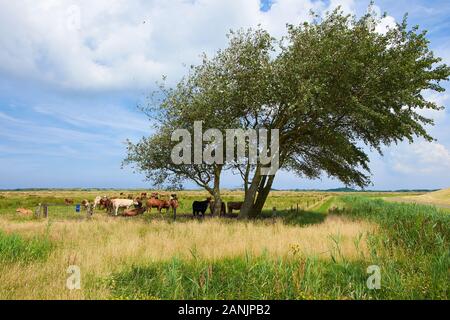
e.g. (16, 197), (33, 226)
(125, 7), (450, 218)
(123, 28), (274, 214)
(239, 9), (450, 217)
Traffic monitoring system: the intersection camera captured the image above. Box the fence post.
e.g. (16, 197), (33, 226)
(87, 204), (93, 217)
(43, 204), (48, 218)
(35, 204), (41, 218)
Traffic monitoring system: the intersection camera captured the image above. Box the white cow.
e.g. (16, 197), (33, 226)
(93, 196), (102, 209)
(111, 199), (136, 216)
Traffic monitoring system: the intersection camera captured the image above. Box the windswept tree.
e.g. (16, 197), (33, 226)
(238, 9), (450, 217)
(125, 7), (450, 218)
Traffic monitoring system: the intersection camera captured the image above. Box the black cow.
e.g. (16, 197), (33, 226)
(192, 197), (212, 217)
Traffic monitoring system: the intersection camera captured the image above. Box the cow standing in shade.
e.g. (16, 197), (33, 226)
(227, 202), (243, 214)
(192, 197), (212, 217)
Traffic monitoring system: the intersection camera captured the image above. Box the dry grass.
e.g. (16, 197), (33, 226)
(387, 188), (450, 209)
(0, 214), (374, 299)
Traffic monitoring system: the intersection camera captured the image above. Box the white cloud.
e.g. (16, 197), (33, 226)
(33, 103), (151, 133)
(390, 141), (450, 174)
(0, 0), (365, 92)
(375, 15), (396, 34)
(417, 91), (449, 123)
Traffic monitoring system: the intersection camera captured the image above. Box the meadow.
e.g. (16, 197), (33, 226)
(0, 189), (448, 300)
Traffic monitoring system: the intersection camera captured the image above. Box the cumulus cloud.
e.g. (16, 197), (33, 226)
(390, 141), (450, 174)
(0, 0), (368, 92)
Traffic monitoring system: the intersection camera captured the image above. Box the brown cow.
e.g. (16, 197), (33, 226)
(81, 199), (90, 209)
(99, 198), (114, 214)
(169, 194), (179, 211)
(227, 201), (243, 214)
(122, 206), (146, 217)
(64, 198), (74, 205)
(146, 193), (168, 213)
(16, 207), (33, 215)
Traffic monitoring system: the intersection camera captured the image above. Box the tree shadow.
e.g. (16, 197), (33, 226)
(259, 209), (327, 227)
(130, 209), (327, 227)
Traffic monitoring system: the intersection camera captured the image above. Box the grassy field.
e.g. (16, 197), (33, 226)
(0, 190), (448, 299)
(386, 188), (450, 209)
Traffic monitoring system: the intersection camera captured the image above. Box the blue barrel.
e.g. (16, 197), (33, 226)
(75, 204), (81, 213)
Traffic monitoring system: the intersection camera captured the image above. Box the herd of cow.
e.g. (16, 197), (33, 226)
(73, 192), (244, 217)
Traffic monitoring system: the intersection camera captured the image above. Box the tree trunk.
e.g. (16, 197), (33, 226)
(239, 165), (262, 218)
(239, 165), (276, 219)
(212, 166), (222, 216)
(250, 175), (275, 217)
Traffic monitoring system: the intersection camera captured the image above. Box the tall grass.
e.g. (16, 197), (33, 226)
(339, 197), (449, 299)
(107, 197), (449, 300)
(108, 255), (373, 300)
(341, 197), (448, 255)
(0, 230), (53, 264)
(0, 191), (447, 299)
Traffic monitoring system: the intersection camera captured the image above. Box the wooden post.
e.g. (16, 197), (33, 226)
(35, 204), (41, 218)
(87, 204), (93, 217)
(296, 203), (299, 214)
(43, 204), (48, 218)
(173, 208), (176, 221)
(272, 207), (277, 216)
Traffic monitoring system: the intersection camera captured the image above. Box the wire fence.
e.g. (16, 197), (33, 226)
(35, 203), (93, 219)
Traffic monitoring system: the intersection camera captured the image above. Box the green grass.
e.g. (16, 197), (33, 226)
(0, 230), (54, 264)
(1, 191), (448, 299)
(0, 192), (326, 217)
(338, 196), (449, 299)
(107, 196), (449, 300)
(107, 255), (375, 300)
(340, 196), (449, 254)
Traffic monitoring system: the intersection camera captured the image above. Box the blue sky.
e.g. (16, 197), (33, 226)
(0, 0), (449, 190)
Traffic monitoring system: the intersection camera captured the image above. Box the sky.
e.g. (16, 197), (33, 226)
(0, 0), (449, 190)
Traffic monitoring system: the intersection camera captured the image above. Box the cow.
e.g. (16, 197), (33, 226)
(209, 201), (226, 216)
(64, 198), (74, 205)
(127, 194), (134, 200)
(227, 201), (243, 214)
(122, 207), (146, 216)
(192, 197), (212, 217)
(100, 198), (114, 213)
(169, 194), (179, 212)
(93, 196), (103, 209)
(146, 193), (167, 213)
(111, 199), (136, 216)
(81, 199), (90, 209)
(141, 192), (148, 198)
(122, 200), (146, 216)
